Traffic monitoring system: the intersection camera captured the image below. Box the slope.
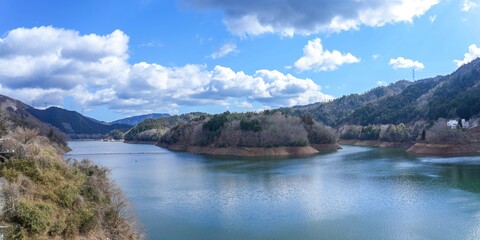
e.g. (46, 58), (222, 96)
(0, 95), (67, 147)
(344, 58), (480, 125)
(283, 80), (412, 126)
(27, 107), (131, 135)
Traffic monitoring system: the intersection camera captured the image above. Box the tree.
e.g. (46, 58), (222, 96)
(0, 114), (7, 137)
(108, 129), (124, 140)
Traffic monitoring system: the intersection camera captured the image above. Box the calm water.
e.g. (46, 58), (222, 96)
(66, 141), (480, 240)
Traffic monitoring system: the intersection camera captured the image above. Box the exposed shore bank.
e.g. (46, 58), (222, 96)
(407, 142), (480, 155)
(123, 140), (157, 145)
(157, 143), (340, 157)
(339, 139), (412, 148)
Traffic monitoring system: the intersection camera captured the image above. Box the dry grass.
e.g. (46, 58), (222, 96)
(0, 127), (143, 239)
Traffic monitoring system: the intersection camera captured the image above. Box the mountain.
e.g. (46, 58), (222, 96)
(0, 95), (67, 146)
(124, 112), (207, 142)
(282, 80), (412, 126)
(343, 58), (480, 125)
(26, 107), (131, 136)
(110, 113), (170, 126)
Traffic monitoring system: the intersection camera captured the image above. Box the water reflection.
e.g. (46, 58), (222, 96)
(67, 141), (480, 240)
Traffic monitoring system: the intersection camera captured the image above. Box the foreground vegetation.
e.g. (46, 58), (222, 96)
(0, 119), (142, 239)
(160, 111), (336, 148)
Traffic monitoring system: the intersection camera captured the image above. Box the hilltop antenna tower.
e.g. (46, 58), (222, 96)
(412, 69), (415, 81)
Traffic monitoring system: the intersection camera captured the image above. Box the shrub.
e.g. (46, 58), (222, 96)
(15, 199), (55, 235)
(425, 119), (469, 144)
(0, 133), (143, 239)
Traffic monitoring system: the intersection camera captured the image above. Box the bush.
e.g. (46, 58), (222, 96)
(15, 200), (55, 235)
(0, 133), (143, 239)
(425, 119), (469, 144)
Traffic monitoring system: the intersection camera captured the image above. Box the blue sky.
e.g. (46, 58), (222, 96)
(0, 0), (479, 121)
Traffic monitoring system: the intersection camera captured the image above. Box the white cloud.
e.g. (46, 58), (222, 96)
(429, 15), (437, 23)
(377, 81), (387, 86)
(211, 42), (238, 59)
(372, 54), (381, 60)
(453, 44), (480, 67)
(0, 26), (332, 114)
(186, 0), (439, 36)
(389, 57), (425, 70)
(0, 26), (129, 90)
(236, 101), (253, 109)
(462, 0), (477, 11)
(294, 38), (360, 72)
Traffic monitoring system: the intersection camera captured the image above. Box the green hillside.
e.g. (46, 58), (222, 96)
(27, 107), (131, 136)
(282, 80), (411, 126)
(344, 58), (480, 125)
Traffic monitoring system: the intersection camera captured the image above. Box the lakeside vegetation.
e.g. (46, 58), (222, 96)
(0, 114), (142, 239)
(159, 111), (336, 148)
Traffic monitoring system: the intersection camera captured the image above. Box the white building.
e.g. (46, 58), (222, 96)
(447, 120), (458, 129)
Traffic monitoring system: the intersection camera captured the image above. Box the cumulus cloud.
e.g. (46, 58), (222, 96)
(462, 0), (477, 11)
(294, 38), (360, 72)
(389, 57), (425, 70)
(0, 26), (129, 90)
(0, 26), (332, 115)
(185, 0), (439, 36)
(454, 44), (480, 67)
(210, 42), (238, 59)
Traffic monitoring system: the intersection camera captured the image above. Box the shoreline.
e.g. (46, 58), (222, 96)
(406, 142), (480, 156)
(123, 140), (157, 145)
(338, 139), (412, 148)
(157, 143), (340, 157)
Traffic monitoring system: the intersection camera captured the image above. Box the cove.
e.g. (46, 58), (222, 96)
(66, 141), (480, 239)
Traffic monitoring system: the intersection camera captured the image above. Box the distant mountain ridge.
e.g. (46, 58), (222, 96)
(0, 95), (67, 146)
(282, 80), (412, 126)
(110, 113), (170, 126)
(343, 58), (480, 125)
(284, 58), (480, 127)
(27, 107), (131, 136)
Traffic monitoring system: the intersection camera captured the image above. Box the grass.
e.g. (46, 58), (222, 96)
(0, 127), (142, 239)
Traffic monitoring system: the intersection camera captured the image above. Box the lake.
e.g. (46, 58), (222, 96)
(66, 141), (480, 239)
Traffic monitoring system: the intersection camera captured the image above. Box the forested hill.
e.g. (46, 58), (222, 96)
(282, 80), (412, 126)
(124, 112), (207, 142)
(27, 107), (131, 135)
(0, 95), (67, 147)
(343, 58), (480, 125)
(159, 111), (336, 148)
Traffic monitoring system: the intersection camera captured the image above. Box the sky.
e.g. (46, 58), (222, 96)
(0, 0), (479, 122)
